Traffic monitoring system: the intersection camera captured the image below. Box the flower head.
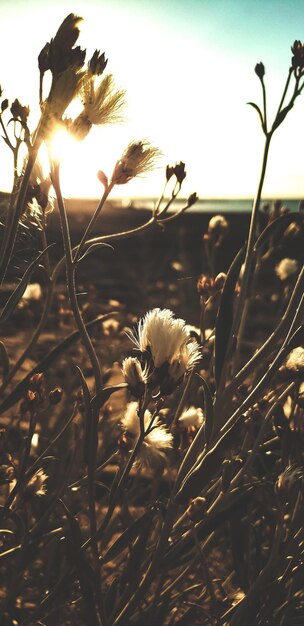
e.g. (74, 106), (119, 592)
(111, 141), (160, 185)
(285, 347), (304, 374)
(122, 356), (148, 398)
(255, 62), (265, 79)
(127, 308), (201, 393)
(71, 73), (126, 140)
(178, 406), (204, 429)
(275, 258), (299, 281)
(121, 401), (173, 467)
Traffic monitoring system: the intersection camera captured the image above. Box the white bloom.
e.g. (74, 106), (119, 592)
(121, 401), (173, 467)
(132, 308), (189, 368)
(179, 406), (204, 429)
(285, 347), (304, 373)
(127, 309), (201, 391)
(23, 283), (42, 301)
(275, 258), (299, 281)
(168, 339), (201, 383)
(122, 357), (148, 396)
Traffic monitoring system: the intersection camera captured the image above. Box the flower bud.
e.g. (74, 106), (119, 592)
(89, 50), (108, 76)
(255, 62), (265, 79)
(1, 98), (8, 112)
(187, 192), (198, 207)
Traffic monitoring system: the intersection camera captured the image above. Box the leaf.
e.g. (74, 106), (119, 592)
(100, 508), (155, 564)
(0, 314), (110, 415)
(247, 101), (265, 131)
(61, 537), (100, 626)
(214, 245), (246, 389)
(73, 365), (92, 465)
(0, 341), (10, 380)
(0, 245), (54, 321)
(90, 383), (128, 413)
(175, 419), (241, 504)
(272, 103), (293, 131)
(198, 375), (214, 444)
(254, 212), (304, 252)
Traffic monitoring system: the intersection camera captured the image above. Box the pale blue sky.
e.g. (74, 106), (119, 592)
(1, 0), (304, 198)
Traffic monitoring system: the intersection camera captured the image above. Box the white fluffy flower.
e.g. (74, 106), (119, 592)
(23, 283), (42, 301)
(127, 309), (201, 393)
(121, 401), (173, 467)
(285, 347), (304, 373)
(275, 258), (299, 281)
(179, 406), (204, 429)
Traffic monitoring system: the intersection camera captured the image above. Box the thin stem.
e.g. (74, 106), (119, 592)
(51, 161), (102, 392)
(74, 181), (114, 264)
(275, 68), (293, 120)
(231, 133), (272, 359)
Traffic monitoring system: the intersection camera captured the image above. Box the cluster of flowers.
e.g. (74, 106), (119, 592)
(122, 308), (201, 397)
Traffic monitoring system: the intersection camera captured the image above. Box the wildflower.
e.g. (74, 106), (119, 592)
(121, 401), (173, 467)
(275, 258), (299, 281)
(71, 73), (126, 140)
(111, 140), (160, 185)
(285, 347), (304, 374)
(24, 469), (48, 499)
(255, 62), (265, 79)
(122, 356), (148, 397)
(128, 308), (201, 393)
(178, 406), (204, 429)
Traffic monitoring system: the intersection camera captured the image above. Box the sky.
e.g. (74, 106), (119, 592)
(1, 0), (304, 199)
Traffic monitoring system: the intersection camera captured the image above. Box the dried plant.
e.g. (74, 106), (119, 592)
(0, 13), (303, 626)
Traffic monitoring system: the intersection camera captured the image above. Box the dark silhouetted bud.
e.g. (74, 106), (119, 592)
(48, 14), (86, 75)
(49, 388), (63, 405)
(187, 192), (198, 207)
(89, 50), (108, 76)
(174, 161), (186, 184)
(291, 40), (304, 70)
(1, 99), (8, 112)
(10, 99), (30, 123)
(166, 165), (175, 181)
(255, 62), (265, 79)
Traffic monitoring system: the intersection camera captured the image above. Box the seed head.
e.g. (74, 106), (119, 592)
(111, 141), (160, 185)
